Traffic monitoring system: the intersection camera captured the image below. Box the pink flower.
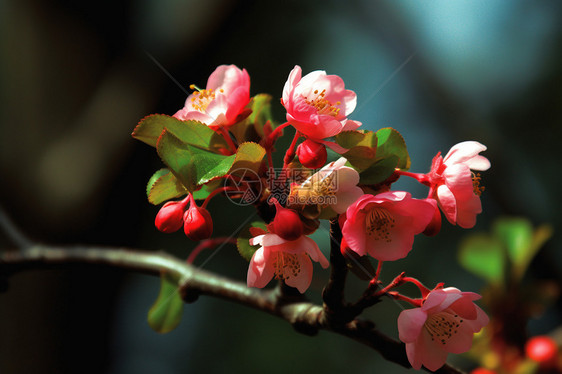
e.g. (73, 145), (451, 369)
(341, 191), (435, 261)
(398, 287), (489, 371)
(428, 141), (490, 229)
(281, 65), (361, 140)
(288, 157), (363, 218)
(174, 64), (250, 129)
(247, 233), (329, 293)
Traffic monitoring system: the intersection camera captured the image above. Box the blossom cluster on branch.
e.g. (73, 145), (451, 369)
(132, 64), (492, 371)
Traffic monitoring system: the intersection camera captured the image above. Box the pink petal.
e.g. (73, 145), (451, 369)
(421, 290), (449, 312)
(249, 234), (265, 246)
(261, 233), (288, 247)
(342, 119), (361, 131)
(443, 141), (487, 166)
(366, 222), (414, 261)
(247, 247), (274, 288)
(449, 297), (477, 320)
(436, 184), (457, 225)
(282, 65), (302, 106)
(301, 237), (329, 268)
(443, 321), (476, 354)
(284, 253), (313, 293)
(332, 186), (363, 214)
(464, 304), (489, 333)
(465, 155), (490, 171)
(418, 330), (450, 371)
(398, 308), (428, 343)
(342, 211), (368, 256)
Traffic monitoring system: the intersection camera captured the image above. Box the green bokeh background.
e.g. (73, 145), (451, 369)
(1, 1), (561, 373)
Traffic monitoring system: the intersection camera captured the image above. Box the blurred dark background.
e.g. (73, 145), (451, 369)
(1, 0), (561, 373)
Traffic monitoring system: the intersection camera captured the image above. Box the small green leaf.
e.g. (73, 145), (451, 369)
(237, 221), (267, 261)
(458, 234), (505, 284)
(230, 94), (274, 143)
(192, 180), (221, 201)
(358, 156), (398, 185)
(493, 217), (553, 279)
(146, 168), (187, 205)
(247, 94), (274, 132)
(493, 217), (533, 266)
(157, 130), (236, 192)
(133, 114), (227, 152)
(375, 127), (410, 170)
(336, 130), (378, 170)
(230, 142), (266, 174)
(148, 272), (184, 334)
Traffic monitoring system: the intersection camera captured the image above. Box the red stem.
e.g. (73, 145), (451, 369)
(394, 169), (430, 185)
(186, 237), (237, 264)
(267, 121), (290, 143)
(282, 131), (301, 169)
(373, 260), (383, 284)
(201, 187), (238, 209)
(218, 126), (238, 153)
(386, 292), (423, 307)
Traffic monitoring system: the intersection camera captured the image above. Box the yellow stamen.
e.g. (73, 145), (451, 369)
(472, 172), (485, 196)
(304, 88), (341, 117)
(190, 87), (216, 112)
(365, 207), (395, 242)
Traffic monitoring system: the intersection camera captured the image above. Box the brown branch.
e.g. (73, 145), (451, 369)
(0, 245), (465, 374)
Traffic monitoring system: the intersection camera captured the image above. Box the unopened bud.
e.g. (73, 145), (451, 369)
(269, 198), (303, 241)
(155, 199), (188, 233)
(296, 139), (327, 169)
(184, 204), (213, 241)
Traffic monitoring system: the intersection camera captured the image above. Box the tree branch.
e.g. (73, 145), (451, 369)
(0, 245), (465, 374)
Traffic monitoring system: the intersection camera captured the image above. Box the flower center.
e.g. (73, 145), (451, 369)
(424, 311), (464, 345)
(365, 207), (395, 242)
(189, 84), (224, 112)
(273, 252), (301, 280)
(472, 172), (485, 196)
(305, 89), (341, 117)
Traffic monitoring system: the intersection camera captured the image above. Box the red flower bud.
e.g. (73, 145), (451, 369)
(296, 139), (327, 169)
(525, 335), (558, 366)
(269, 198), (303, 241)
(155, 199), (188, 233)
(183, 204), (213, 241)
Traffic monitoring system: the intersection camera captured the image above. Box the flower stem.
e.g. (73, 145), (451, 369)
(283, 130), (301, 169)
(267, 121), (290, 144)
(218, 126), (238, 153)
(201, 187), (237, 209)
(187, 237), (236, 264)
(394, 169), (430, 185)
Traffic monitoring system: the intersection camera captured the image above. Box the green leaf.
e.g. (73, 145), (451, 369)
(157, 130), (236, 192)
(493, 217), (533, 266)
(146, 168), (187, 205)
(358, 156), (398, 185)
(230, 142), (266, 174)
(458, 234), (505, 284)
(230, 94), (274, 143)
(237, 221), (267, 261)
(133, 114), (227, 152)
(493, 217), (553, 279)
(375, 127), (411, 170)
(148, 272), (184, 334)
(336, 130), (378, 170)
(247, 94), (274, 132)
(192, 179), (221, 201)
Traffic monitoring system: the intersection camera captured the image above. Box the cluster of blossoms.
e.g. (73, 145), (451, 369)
(135, 64), (491, 371)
